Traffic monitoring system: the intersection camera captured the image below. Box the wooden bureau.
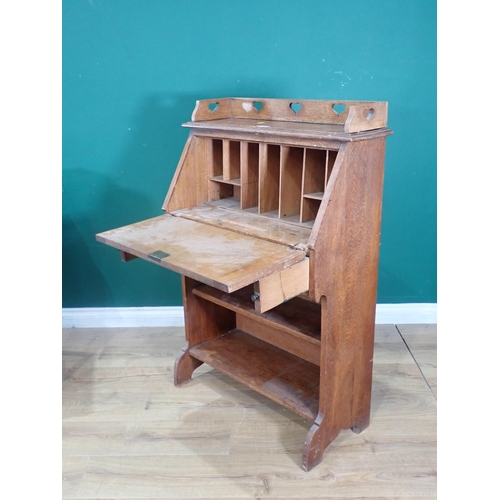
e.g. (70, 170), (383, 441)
(97, 97), (392, 470)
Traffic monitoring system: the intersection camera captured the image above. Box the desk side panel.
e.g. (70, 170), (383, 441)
(302, 137), (387, 470)
(162, 133), (209, 213)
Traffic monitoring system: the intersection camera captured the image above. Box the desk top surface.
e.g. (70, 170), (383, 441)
(184, 118), (392, 142)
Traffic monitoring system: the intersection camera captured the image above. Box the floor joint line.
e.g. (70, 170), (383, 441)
(395, 324), (436, 401)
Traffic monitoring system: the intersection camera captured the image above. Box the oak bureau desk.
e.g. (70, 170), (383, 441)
(96, 97), (392, 471)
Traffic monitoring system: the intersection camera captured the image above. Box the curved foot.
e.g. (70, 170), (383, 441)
(174, 343), (203, 387)
(302, 421), (340, 471)
(351, 414), (370, 434)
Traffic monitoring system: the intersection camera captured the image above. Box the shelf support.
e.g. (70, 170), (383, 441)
(174, 343), (203, 387)
(173, 277), (237, 385)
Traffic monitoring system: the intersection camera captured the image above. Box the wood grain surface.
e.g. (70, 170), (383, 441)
(173, 204), (311, 250)
(62, 324), (436, 499)
(397, 324), (437, 398)
(96, 215), (305, 293)
(189, 98), (389, 133)
(185, 117), (391, 142)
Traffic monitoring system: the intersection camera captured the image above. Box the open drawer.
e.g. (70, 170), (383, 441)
(96, 214), (309, 307)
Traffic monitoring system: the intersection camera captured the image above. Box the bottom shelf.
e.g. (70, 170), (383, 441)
(189, 329), (320, 421)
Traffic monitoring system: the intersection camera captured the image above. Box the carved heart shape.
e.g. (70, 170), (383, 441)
(289, 102), (302, 114)
(208, 102), (220, 112)
(253, 101), (263, 112)
(332, 103), (346, 115)
(364, 108), (375, 122)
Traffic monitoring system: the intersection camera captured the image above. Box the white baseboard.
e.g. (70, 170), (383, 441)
(374, 303), (437, 325)
(62, 303), (436, 328)
(62, 307), (185, 328)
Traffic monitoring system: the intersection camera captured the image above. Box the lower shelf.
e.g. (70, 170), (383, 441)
(189, 329), (320, 421)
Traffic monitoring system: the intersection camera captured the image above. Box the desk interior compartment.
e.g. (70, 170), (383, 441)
(204, 137), (341, 228)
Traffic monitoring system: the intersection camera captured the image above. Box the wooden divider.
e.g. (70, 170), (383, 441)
(259, 144), (280, 213)
(207, 138), (339, 226)
(279, 147), (303, 219)
(241, 142), (259, 209)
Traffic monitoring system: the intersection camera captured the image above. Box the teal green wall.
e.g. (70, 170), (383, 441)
(62, 0), (436, 307)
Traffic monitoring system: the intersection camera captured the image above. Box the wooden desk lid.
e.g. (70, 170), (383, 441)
(96, 214), (306, 293)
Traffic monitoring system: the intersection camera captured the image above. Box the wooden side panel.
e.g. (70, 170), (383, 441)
(175, 276), (235, 386)
(302, 137), (387, 470)
(344, 102), (388, 133)
(162, 133), (209, 212)
(183, 277), (236, 347)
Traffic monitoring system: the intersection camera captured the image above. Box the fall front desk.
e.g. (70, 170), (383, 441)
(97, 98), (392, 471)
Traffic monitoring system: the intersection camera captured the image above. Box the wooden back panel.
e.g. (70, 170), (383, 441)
(191, 97), (388, 132)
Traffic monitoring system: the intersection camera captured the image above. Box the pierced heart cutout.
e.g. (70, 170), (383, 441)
(253, 101), (263, 111)
(332, 103), (346, 115)
(208, 102), (220, 112)
(289, 102), (302, 114)
(364, 108), (375, 122)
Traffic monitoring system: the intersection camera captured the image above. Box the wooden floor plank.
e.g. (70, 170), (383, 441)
(62, 325), (436, 499)
(63, 454), (436, 499)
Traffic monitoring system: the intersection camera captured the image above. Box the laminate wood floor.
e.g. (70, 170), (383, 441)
(62, 324), (437, 499)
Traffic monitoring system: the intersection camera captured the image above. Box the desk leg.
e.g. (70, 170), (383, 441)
(302, 293), (375, 470)
(174, 277), (236, 386)
(174, 343), (203, 386)
(302, 418), (341, 471)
